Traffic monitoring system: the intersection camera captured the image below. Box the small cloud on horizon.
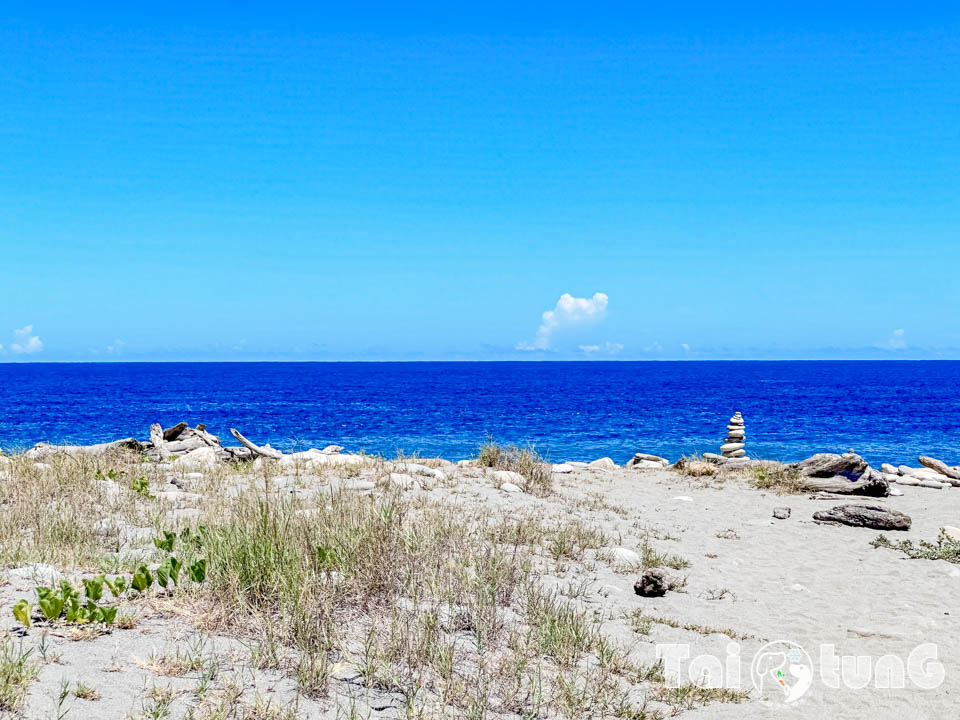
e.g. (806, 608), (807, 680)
(517, 292), (609, 350)
(10, 325), (43, 355)
(579, 340), (623, 356)
(878, 328), (907, 351)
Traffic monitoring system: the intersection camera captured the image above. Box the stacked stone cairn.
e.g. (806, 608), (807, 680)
(721, 412), (746, 458)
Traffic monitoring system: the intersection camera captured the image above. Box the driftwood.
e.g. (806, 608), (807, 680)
(791, 453), (888, 497)
(918, 456), (960, 484)
(26, 438), (143, 459)
(162, 422), (188, 441)
(229, 428), (283, 460)
(813, 504), (911, 531)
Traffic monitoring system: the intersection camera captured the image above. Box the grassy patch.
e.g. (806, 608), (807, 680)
(871, 530), (960, 563)
(0, 639), (38, 712)
(477, 440), (553, 496)
(746, 463), (806, 494)
(626, 609), (754, 641)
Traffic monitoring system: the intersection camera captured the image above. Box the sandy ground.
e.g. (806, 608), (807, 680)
(2, 460), (956, 719)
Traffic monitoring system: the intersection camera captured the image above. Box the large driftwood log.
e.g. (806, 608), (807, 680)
(791, 453), (888, 496)
(27, 438), (143, 459)
(229, 428), (283, 460)
(813, 504), (911, 531)
(918, 456), (960, 484)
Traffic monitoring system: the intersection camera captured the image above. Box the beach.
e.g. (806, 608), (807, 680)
(1, 435), (956, 719)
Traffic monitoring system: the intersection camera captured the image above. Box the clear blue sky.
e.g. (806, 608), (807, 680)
(2, 2), (958, 361)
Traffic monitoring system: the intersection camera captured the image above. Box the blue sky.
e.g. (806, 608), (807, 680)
(2, 3), (959, 361)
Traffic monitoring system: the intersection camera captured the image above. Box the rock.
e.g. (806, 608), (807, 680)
(918, 479), (948, 489)
(490, 470), (525, 485)
(702, 453), (724, 462)
(589, 457), (617, 470)
(388, 473), (420, 490)
(500, 482), (522, 494)
(552, 463), (576, 473)
(8, 563), (63, 586)
(342, 479), (375, 492)
(898, 465), (921, 477)
(174, 446), (220, 469)
(627, 453), (669, 467)
(321, 445), (344, 454)
(773, 507), (791, 519)
(813, 504), (911, 531)
(881, 463), (899, 475)
(673, 495), (693, 502)
(728, 415), (744, 427)
(611, 547), (641, 565)
(882, 473), (902, 484)
(942, 526), (960, 542)
(888, 487), (904, 496)
(720, 443), (744, 453)
(895, 475), (920, 486)
(919, 456), (960, 484)
(630, 459), (667, 470)
(633, 568), (672, 597)
(457, 459), (474, 467)
(724, 449), (746, 458)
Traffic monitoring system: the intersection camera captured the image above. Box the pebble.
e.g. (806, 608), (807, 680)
(881, 463), (899, 475)
(500, 482), (522, 494)
(888, 487), (904, 496)
(943, 526), (960, 542)
(552, 463), (575, 473)
(773, 507), (791, 520)
(610, 547), (641, 565)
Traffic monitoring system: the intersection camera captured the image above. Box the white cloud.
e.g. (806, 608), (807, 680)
(105, 339), (125, 354)
(517, 292), (609, 350)
(881, 328), (907, 351)
(11, 325), (43, 354)
(643, 341), (664, 353)
(681, 343), (690, 352)
(580, 341), (622, 356)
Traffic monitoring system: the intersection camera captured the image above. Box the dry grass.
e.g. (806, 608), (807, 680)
(0, 448), (750, 719)
(0, 639), (38, 712)
(477, 440), (553, 496)
(744, 463), (807, 494)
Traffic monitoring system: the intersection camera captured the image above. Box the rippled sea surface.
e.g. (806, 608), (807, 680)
(2, 361), (959, 466)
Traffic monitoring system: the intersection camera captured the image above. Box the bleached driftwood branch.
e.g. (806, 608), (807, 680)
(229, 428), (283, 460)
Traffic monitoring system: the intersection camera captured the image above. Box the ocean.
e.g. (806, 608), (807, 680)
(1, 361), (958, 467)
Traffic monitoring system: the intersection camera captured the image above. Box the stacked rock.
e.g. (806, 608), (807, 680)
(721, 412), (746, 458)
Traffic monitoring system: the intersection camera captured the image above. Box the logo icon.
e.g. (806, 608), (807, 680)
(751, 640), (814, 703)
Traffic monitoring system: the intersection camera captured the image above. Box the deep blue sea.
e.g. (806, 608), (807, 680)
(1, 361), (959, 467)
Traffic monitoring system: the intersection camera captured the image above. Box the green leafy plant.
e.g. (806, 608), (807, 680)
(35, 588), (64, 622)
(188, 559), (207, 584)
(180, 526), (207, 550)
(104, 575), (127, 598)
(131, 475), (151, 498)
(316, 545), (340, 571)
(12, 600), (31, 628)
(153, 531), (176, 552)
(131, 565), (154, 593)
(82, 575), (104, 603)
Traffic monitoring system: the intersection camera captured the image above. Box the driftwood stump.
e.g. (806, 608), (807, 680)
(791, 453), (888, 497)
(813, 504), (911, 531)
